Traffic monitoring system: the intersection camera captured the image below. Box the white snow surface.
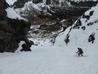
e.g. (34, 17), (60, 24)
(0, 3), (98, 74)
(6, 7), (27, 20)
(6, 0), (17, 5)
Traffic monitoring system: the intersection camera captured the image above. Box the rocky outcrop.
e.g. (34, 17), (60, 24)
(0, 18), (32, 53)
(0, 0), (5, 16)
(70, 1), (98, 7)
(0, 0), (8, 20)
(33, 0), (43, 4)
(14, 0), (31, 8)
(0, 0), (33, 53)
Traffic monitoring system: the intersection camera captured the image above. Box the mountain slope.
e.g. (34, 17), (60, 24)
(0, 45), (98, 74)
(55, 4), (98, 50)
(5, 0), (72, 21)
(0, 2), (98, 74)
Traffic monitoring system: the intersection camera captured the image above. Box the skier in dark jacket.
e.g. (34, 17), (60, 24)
(76, 48), (84, 56)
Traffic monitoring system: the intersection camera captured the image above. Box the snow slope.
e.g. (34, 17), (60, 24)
(55, 4), (98, 50)
(0, 2), (98, 74)
(0, 45), (98, 74)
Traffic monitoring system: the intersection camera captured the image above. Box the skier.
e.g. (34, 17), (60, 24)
(76, 48), (84, 56)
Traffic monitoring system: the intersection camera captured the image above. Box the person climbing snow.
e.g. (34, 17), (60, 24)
(76, 48), (84, 56)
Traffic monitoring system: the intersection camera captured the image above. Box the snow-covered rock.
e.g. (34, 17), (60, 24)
(28, 4), (98, 47)
(6, 7), (26, 20)
(6, 0), (17, 6)
(15, 1), (50, 20)
(55, 4), (98, 50)
(5, 0), (72, 20)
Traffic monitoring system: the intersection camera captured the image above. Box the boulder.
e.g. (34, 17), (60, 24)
(0, 18), (32, 53)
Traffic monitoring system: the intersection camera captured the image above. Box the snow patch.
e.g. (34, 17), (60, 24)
(6, 0), (17, 5)
(16, 41), (25, 52)
(6, 7), (27, 20)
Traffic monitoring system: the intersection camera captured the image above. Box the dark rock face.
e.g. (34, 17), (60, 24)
(33, 0), (43, 4)
(64, 34), (70, 45)
(0, 0), (32, 53)
(46, 0), (51, 5)
(0, 19), (17, 52)
(0, 0), (5, 16)
(83, 11), (94, 22)
(0, 18), (32, 53)
(20, 41), (34, 52)
(0, 0), (8, 20)
(73, 19), (82, 29)
(70, 1), (98, 7)
(14, 0), (31, 8)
